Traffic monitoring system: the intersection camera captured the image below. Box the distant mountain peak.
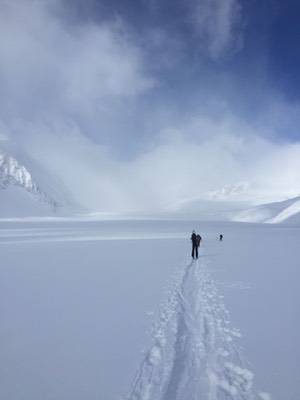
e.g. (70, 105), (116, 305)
(0, 151), (58, 210)
(207, 182), (251, 200)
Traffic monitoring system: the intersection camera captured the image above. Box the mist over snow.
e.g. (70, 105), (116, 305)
(1, 0), (300, 216)
(14, 119), (300, 215)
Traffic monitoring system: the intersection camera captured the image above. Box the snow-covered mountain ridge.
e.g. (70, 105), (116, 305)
(231, 196), (300, 224)
(0, 151), (58, 210)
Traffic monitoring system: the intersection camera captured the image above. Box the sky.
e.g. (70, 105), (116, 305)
(1, 0), (300, 213)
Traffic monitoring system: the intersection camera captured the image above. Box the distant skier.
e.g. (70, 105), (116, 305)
(219, 234), (223, 241)
(196, 234), (202, 248)
(191, 231), (198, 259)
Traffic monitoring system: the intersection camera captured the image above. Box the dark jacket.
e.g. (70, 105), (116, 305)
(191, 233), (197, 245)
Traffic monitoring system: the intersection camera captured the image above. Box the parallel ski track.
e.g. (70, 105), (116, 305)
(127, 257), (266, 400)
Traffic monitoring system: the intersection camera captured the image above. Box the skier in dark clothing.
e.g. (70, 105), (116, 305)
(191, 231), (198, 259)
(219, 234), (223, 241)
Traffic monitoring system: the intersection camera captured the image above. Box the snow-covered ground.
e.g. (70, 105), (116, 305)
(232, 197), (300, 224)
(0, 219), (299, 400)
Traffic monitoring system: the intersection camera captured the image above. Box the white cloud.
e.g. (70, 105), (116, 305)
(0, 121), (10, 141)
(0, 0), (154, 122)
(192, 0), (243, 59)
(1, 0), (300, 215)
(22, 114), (300, 214)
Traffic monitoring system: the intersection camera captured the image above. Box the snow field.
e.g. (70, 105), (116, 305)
(128, 256), (269, 400)
(1, 219), (299, 400)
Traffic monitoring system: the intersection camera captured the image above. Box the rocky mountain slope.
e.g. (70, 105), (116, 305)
(0, 151), (59, 216)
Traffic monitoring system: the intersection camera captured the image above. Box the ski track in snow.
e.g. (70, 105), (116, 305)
(127, 258), (269, 400)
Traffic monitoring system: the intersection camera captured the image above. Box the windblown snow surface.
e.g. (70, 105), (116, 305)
(129, 261), (261, 400)
(0, 219), (299, 400)
(128, 258), (260, 400)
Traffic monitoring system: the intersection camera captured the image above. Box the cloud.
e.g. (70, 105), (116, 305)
(22, 114), (300, 214)
(0, 121), (10, 141)
(1, 0), (300, 215)
(0, 0), (154, 126)
(192, 0), (243, 59)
